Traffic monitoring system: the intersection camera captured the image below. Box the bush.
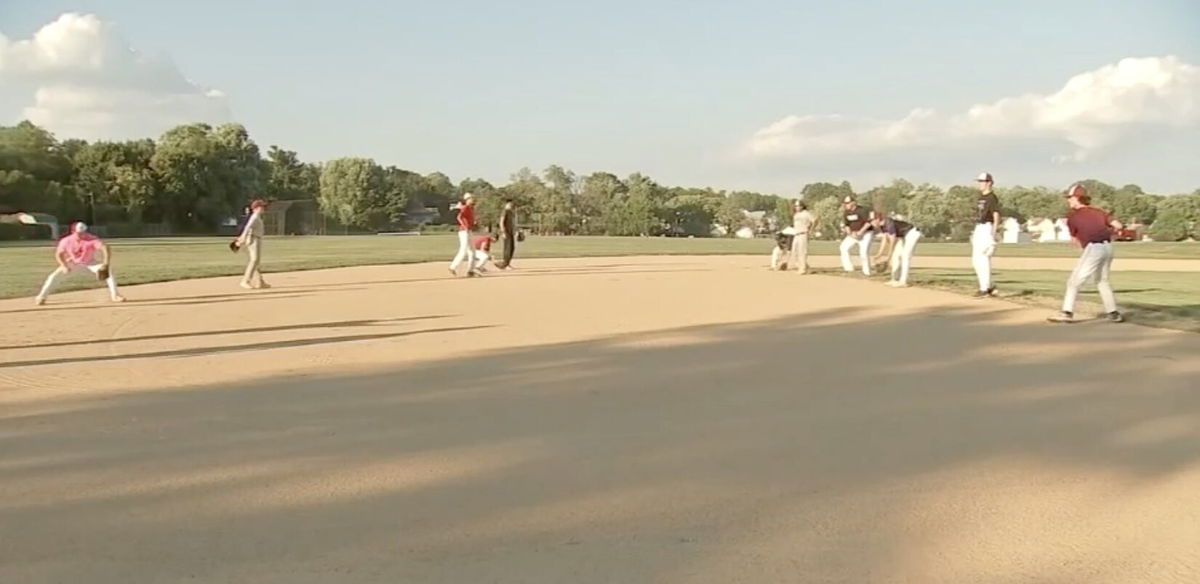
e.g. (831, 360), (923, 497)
(0, 222), (53, 240)
(1147, 209), (1190, 241)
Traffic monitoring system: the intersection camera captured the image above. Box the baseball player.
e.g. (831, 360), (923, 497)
(33, 221), (125, 305)
(1048, 184), (1125, 323)
(790, 200), (815, 274)
(770, 228), (796, 270)
(472, 233), (499, 272)
(839, 195), (874, 275)
(448, 193), (480, 277)
(234, 199), (270, 289)
(971, 172), (1001, 298)
(870, 214), (922, 287)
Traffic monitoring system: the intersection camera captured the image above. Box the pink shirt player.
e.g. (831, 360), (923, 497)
(57, 231), (104, 266)
(34, 222), (124, 305)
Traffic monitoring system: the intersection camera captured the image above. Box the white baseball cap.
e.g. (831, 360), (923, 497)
(72, 221), (89, 233)
(975, 172), (994, 182)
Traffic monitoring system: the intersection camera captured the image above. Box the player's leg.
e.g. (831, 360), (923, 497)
(858, 231), (874, 275)
(838, 236), (855, 272)
(888, 238), (904, 283)
(84, 263), (124, 301)
(449, 230), (470, 274)
(1052, 244), (1103, 322)
(794, 234), (809, 274)
(899, 229), (921, 285)
(254, 239), (269, 288)
(34, 266), (69, 304)
(474, 249), (492, 272)
(466, 235), (480, 275)
(240, 237), (261, 289)
(1095, 244), (1121, 320)
(501, 233), (515, 269)
(971, 224), (994, 295)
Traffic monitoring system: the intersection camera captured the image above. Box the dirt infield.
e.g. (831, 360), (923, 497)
(3, 256), (1198, 583)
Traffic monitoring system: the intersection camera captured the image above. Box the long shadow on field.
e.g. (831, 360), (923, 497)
(283, 267), (718, 291)
(0, 325), (490, 368)
(2, 307), (1197, 582)
(0, 315), (456, 351)
(0, 292), (321, 315)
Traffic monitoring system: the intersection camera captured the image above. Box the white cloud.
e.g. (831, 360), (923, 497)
(746, 56), (1200, 164)
(0, 13), (230, 140)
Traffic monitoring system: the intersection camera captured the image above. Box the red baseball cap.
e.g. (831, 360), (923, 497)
(1065, 184), (1088, 198)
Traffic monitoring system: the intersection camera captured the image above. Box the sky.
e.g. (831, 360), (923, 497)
(1, 0), (1198, 195)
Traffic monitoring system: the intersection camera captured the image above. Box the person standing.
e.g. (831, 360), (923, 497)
(34, 221), (125, 305)
(448, 193), (480, 277)
(839, 196), (875, 275)
(236, 199), (270, 289)
(789, 200), (815, 274)
(869, 214), (922, 287)
(497, 199), (517, 269)
(1048, 184), (1125, 323)
(972, 172), (1001, 298)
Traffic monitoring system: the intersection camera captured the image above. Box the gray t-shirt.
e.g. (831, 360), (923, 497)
(792, 210), (815, 234)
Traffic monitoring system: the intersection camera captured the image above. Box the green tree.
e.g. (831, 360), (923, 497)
(800, 181), (855, 205)
(150, 123), (264, 230)
(809, 195), (844, 240)
(577, 172), (625, 234)
(0, 121), (75, 215)
(317, 157), (386, 229)
(264, 146), (318, 201)
(1147, 194), (1200, 241)
(906, 184), (948, 237)
(73, 139), (157, 222)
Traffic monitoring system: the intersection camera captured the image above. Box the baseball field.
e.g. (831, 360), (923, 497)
(2, 239), (1199, 582)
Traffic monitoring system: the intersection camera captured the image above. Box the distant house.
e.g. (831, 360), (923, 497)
(0, 212), (60, 239)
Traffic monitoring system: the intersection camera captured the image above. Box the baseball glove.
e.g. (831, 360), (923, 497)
(229, 240), (241, 252)
(96, 265), (110, 281)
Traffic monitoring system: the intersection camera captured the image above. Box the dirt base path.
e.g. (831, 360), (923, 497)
(3, 256), (1198, 583)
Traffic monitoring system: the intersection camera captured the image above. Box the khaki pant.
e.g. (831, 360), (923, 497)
(790, 234), (810, 273)
(242, 237), (264, 285)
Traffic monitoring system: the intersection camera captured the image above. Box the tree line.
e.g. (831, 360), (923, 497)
(2, 120), (1198, 241)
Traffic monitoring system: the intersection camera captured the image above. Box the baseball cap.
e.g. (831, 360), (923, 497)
(1065, 183), (1088, 198)
(72, 221), (89, 234)
(463, 192), (475, 200)
(842, 195), (855, 203)
(975, 172), (993, 182)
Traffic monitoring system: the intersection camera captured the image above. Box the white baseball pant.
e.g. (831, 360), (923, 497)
(971, 223), (996, 291)
(449, 230), (478, 273)
(37, 263), (120, 301)
(889, 229), (922, 285)
(1062, 242), (1118, 314)
(840, 232), (875, 275)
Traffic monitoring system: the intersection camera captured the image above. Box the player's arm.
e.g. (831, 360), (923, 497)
(55, 248), (70, 271)
(1109, 216), (1124, 232)
(990, 208), (1000, 239)
(871, 234), (894, 264)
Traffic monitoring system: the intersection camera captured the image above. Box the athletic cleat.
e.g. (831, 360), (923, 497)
(1107, 311), (1125, 323)
(467, 270), (481, 278)
(1047, 311), (1075, 323)
(448, 268), (457, 277)
(240, 281), (254, 290)
(986, 286), (997, 296)
(111, 295), (127, 303)
(972, 289), (990, 299)
(33, 296), (45, 306)
(258, 282), (271, 290)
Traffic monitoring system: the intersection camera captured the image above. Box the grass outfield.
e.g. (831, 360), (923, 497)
(1, 234), (1196, 302)
(898, 268), (1200, 332)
